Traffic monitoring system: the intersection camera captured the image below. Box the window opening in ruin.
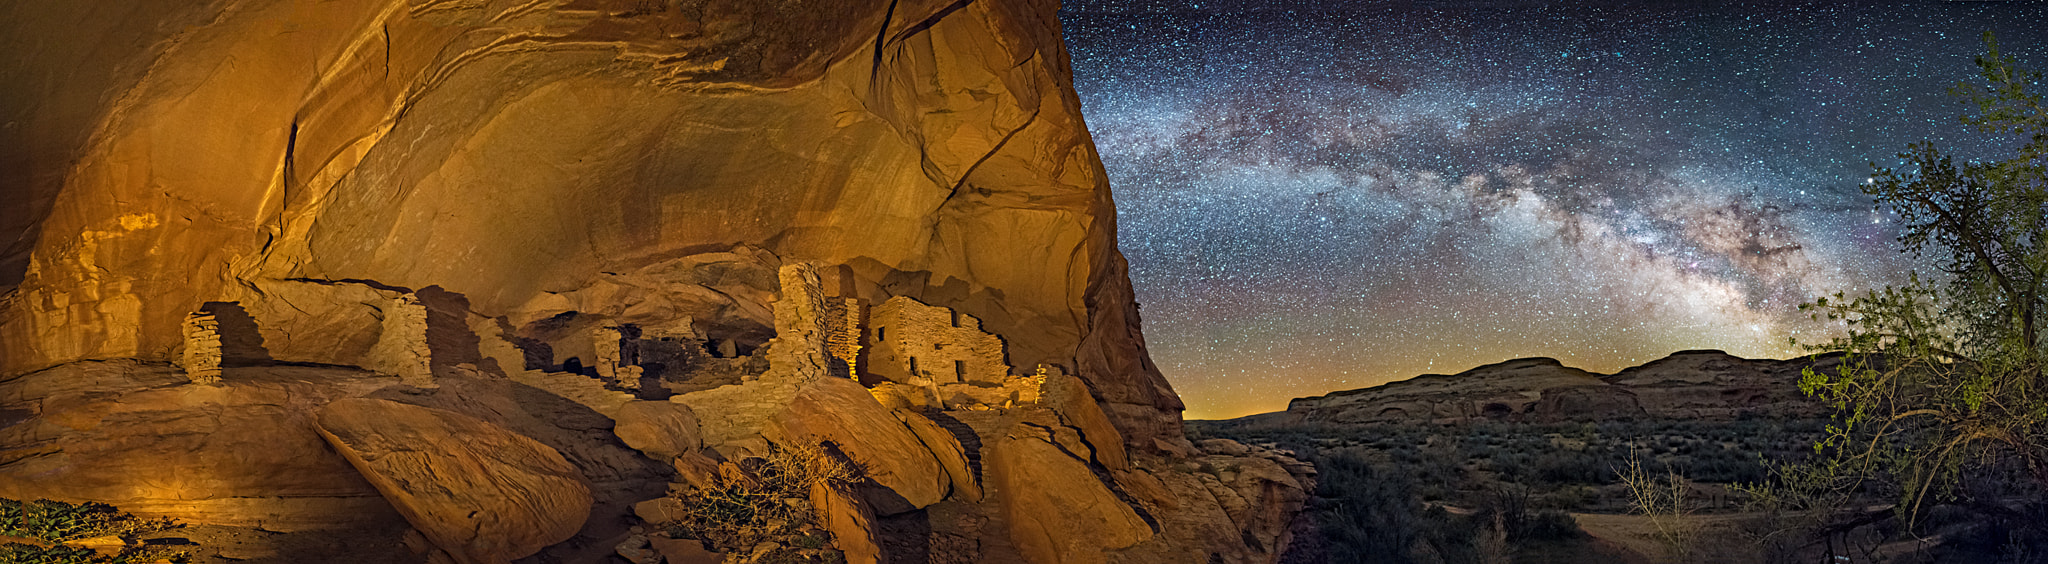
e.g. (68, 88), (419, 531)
(909, 357), (919, 377)
(949, 310), (960, 327)
(877, 326), (886, 342)
(954, 360), (966, 381)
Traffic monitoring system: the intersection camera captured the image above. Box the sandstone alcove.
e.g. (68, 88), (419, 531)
(0, 1), (1313, 562)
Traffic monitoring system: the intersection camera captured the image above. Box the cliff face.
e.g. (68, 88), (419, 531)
(0, 0), (1180, 446)
(1265, 351), (1836, 425)
(0, 2), (1309, 562)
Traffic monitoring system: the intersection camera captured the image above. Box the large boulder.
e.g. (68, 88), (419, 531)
(0, 361), (397, 529)
(811, 480), (880, 564)
(316, 398), (592, 564)
(1127, 449), (1313, 563)
(1043, 370), (1131, 472)
(765, 377), (948, 513)
(1201, 453), (1310, 557)
(892, 408), (982, 502)
(612, 400), (702, 463)
(989, 420), (1152, 564)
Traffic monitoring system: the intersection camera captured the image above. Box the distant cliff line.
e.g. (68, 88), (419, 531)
(1229, 350), (1845, 425)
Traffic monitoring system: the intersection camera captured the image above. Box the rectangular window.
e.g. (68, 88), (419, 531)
(954, 360), (966, 382)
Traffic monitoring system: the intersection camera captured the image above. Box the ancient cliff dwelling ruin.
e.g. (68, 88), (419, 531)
(0, 1), (1311, 563)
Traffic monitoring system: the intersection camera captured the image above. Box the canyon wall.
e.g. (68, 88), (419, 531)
(0, 0), (1183, 449)
(1262, 351), (1838, 425)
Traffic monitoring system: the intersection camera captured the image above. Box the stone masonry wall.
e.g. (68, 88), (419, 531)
(179, 311), (222, 385)
(823, 298), (865, 377)
(672, 262), (833, 448)
(368, 294), (433, 387)
(867, 297), (1009, 386)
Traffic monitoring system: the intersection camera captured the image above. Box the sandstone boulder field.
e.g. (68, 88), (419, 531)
(0, 1), (1310, 562)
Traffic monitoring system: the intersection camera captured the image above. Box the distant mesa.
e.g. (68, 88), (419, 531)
(1234, 349), (1842, 425)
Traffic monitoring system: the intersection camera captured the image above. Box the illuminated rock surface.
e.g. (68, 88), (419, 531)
(0, 361), (397, 530)
(0, 0), (1181, 448)
(767, 375), (951, 514)
(318, 398), (593, 564)
(0, 1), (1307, 562)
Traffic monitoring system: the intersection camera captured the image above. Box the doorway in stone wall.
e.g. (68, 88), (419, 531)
(200, 301), (271, 366)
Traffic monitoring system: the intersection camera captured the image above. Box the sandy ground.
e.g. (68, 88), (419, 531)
(1571, 512), (1766, 564)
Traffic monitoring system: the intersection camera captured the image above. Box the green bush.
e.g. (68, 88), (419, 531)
(0, 499), (170, 544)
(0, 541), (184, 564)
(0, 543), (96, 564)
(1313, 450), (1478, 564)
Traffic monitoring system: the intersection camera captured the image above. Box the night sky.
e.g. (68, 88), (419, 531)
(1057, 2), (2048, 419)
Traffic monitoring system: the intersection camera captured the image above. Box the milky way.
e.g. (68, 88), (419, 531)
(1058, 3), (2048, 418)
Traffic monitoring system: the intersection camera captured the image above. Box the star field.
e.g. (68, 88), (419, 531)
(1058, 2), (2048, 419)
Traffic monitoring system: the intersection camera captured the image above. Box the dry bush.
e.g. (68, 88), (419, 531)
(665, 442), (857, 554)
(1619, 452), (1701, 562)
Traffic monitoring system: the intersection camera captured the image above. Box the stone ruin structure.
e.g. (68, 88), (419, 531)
(671, 262), (1065, 446)
(177, 293), (444, 388)
(367, 294), (434, 388)
(179, 311), (222, 385)
(865, 296), (1010, 386)
(592, 324), (645, 390)
(669, 262), (836, 447)
(822, 297), (865, 377)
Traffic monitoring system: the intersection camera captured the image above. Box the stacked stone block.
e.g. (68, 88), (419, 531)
(180, 311), (223, 385)
(823, 297), (866, 378)
(592, 324), (643, 390)
(370, 294), (434, 387)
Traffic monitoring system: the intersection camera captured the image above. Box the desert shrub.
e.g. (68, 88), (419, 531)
(1314, 450), (1423, 563)
(0, 543), (96, 564)
(0, 498), (174, 544)
(1533, 485), (1593, 511)
(665, 442), (857, 554)
(1532, 451), (1611, 486)
(1619, 454), (1701, 560)
(1311, 448), (1481, 564)
(1474, 484), (1582, 544)
(0, 542), (187, 564)
(1687, 447), (1767, 483)
(1518, 509), (1583, 542)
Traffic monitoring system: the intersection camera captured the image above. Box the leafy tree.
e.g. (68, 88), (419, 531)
(1795, 31), (2047, 531)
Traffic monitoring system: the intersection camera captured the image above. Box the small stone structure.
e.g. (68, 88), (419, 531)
(866, 296), (1009, 386)
(369, 293), (434, 387)
(822, 297), (866, 377)
(1014, 364), (1055, 404)
(591, 324), (643, 390)
(677, 263), (1071, 448)
(180, 311), (223, 384)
